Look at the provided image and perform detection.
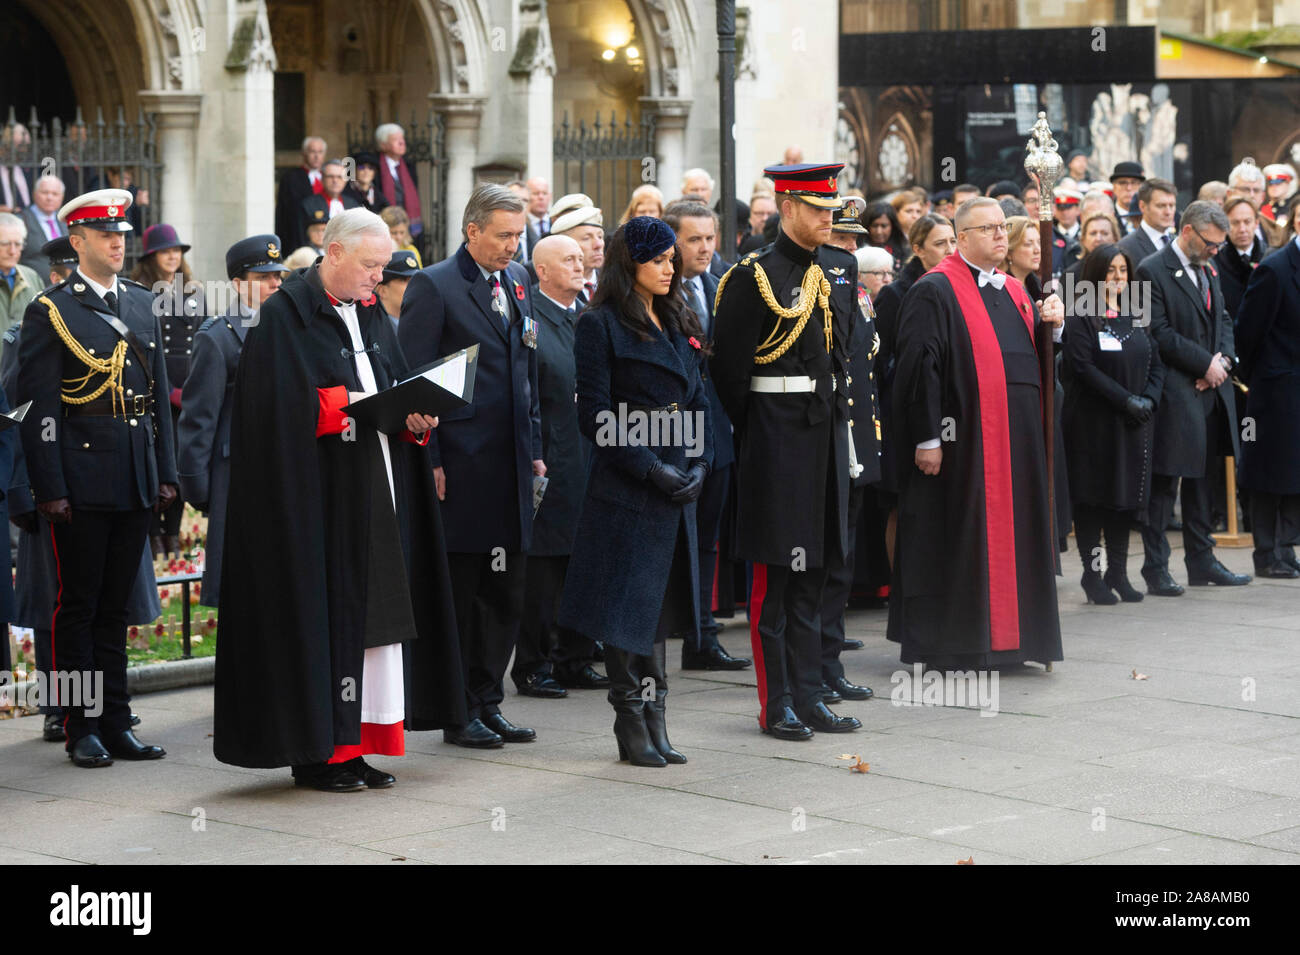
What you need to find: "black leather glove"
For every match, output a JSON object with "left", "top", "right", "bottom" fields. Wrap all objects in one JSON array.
[
  {"left": 1124, "top": 394, "right": 1153, "bottom": 423},
  {"left": 671, "top": 463, "right": 709, "bottom": 504},
  {"left": 38, "top": 498, "right": 72, "bottom": 524},
  {"left": 10, "top": 511, "right": 37, "bottom": 534},
  {"left": 647, "top": 460, "right": 690, "bottom": 498}
]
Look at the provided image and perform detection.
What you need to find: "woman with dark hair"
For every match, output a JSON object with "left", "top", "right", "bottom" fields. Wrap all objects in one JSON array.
[
  {"left": 558, "top": 217, "right": 713, "bottom": 767},
  {"left": 1062, "top": 244, "right": 1165, "bottom": 604},
  {"left": 131, "top": 223, "right": 203, "bottom": 556},
  {"left": 870, "top": 212, "right": 955, "bottom": 564},
  {"left": 862, "top": 200, "right": 906, "bottom": 272},
  {"left": 347, "top": 152, "right": 389, "bottom": 213}
]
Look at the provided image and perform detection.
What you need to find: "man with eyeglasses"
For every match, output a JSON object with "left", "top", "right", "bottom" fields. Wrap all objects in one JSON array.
[
  {"left": 1136, "top": 199, "right": 1250, "bottom": 594},
  {"left": 890, "top": 196, "right": 1064, "bottom": 671}
]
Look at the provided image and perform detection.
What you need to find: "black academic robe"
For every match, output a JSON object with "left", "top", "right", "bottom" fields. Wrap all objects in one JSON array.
[
  {"left": 888, "top": 255, "right": 1062, "bottom": 668},
  {"left": 214, "top": 266, "right": 466, "bottom": 769}
]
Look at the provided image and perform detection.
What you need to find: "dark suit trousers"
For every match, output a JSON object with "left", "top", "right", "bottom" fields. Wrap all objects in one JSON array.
[
  {"left": 1143, "top": 404, "right": 1230, "bottom": 576},
  {"left": 512, "top": 554, "right": 597, "bottom": 683},
  {"left": 49, "top": 508, "right": 152, "bottom": 743},
  {"left": 448, "top": 552, "right": 527, "bottom": 722},
  {"left": 820, "top": 485, "right": 864, "bottom": 682},
  {"left": 35, "top": 627, "right": 63, "bottom": 717},
  {"left": 749, "top": 562, "right": 826, "bottom": 727},
  {"left": 694, "top": 463, "right": 731, "bottom": 645},
  {"left": 1250, "top": 492, "right": 1300, "bottom": 569}
]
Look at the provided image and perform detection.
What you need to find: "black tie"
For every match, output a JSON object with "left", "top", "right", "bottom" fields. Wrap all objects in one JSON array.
[{"left": 104, "top": 291, "right": 118, "bottom": 315}]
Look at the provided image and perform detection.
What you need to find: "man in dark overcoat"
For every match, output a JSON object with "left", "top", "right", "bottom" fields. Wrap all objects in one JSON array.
[
  {"left": 398, "top": 183, "right": 544, "bottom": 748},
  {"left": 1235, "top": 222, "right": 1300, "bottom": 577},
  {"left": 1137, "top": 200, "right": 1252, "bottom": 593}
]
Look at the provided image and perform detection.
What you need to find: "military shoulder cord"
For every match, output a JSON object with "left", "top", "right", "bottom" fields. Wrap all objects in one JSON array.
[
  {"left": 715, "top": 255, "right": 833, "bottom": 363},
  {"left": 36, "top": 295, "right": 128, "bottom": 415}
]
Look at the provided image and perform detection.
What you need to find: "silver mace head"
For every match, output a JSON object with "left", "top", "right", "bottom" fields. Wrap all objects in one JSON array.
[{"left": 1024, "top": 111, "right": 1064, "bottom": 222}]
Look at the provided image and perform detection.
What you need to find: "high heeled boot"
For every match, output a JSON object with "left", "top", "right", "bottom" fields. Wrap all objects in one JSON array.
[
  {"left": 605, "top": 646, "right": 666, "bottom": 768},
  {"left": 1103, "top": 517, "right": 1143, "bottom": 602},
  {"left": 1076, "top": 508, "right": 1117, "bottom": 605},
  {"left": 642, "top": 639, "right": 685, "bottom": 764}
]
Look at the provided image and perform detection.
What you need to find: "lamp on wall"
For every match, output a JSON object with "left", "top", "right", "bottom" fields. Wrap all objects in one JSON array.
[{"left": 595, "top": 22, "right": 644, "bottom": 99}]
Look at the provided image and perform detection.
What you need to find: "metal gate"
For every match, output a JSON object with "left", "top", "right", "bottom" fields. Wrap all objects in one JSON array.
[
  {"left": 346, "top": 109, "right": 448, "bottom": 262},
  {"left": 2, "top": 105, "right": 163, "bottom": 274},
  {"left": 554, "top": 111, "right": 657, "bottom": 227}
]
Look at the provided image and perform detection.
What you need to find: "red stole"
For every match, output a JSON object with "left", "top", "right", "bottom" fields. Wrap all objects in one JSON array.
[
  {"left": 933, "top": 254, "right": 1035, "bottom": 652},
  {"left": 379, "top": 157, "right": 422, "bottom": 231},
  {"left": 307, "top": 166, "right": 323, "bottom": 195}
]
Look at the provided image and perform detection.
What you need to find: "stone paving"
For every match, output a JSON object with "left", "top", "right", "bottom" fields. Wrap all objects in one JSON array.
[{"left": 2, "top": 535, "right": 1297, "bottom": 865}]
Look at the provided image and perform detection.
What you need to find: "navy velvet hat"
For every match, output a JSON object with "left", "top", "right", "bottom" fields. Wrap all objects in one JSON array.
[{"left": 624, "top": 215, "right": 676, "bottom": 263}]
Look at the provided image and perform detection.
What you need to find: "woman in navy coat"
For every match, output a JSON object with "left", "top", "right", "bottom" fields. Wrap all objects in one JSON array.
[{"left": 558, "top": 218, "right": 713, "bottom": 767}]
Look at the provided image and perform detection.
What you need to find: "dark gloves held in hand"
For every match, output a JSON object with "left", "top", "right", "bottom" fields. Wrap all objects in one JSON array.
[
  {"left": 38, "top": 498, "right": 72, "bottom": 524},
  {"left": 1124, "top": 394, "right": 1154, "bottom": 423},
  {"left": 671, "top": 463, "right": 709, "bottom": 504},
  {"left": 647, "top": 460, "right": 690, "bottom": 497}
]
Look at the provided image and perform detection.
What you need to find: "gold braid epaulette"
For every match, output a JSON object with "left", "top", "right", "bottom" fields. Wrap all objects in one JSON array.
[
  {"left": 36, "top": 294, "right": 128, "bottom": 414},
  {"left": 714, "top": 253, "right": 832, "bottom": 363}
]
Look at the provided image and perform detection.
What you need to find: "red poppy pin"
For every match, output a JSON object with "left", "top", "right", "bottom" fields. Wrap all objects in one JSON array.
[
  {"left": 514, "top": 282, "right": 525, "bottom": 301},
  {"left": 688, "top": 336, "right": 702, "bottom": 350},
  {"left": 361, "top": 292, "right": 377, "bottom": 307}
]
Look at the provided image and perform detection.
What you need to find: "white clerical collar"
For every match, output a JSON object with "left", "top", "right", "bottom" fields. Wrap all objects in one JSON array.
[
  {"left": 958, "top": 251, "right": 1002, "bottom": 286},
  {"left": 1141, "top": 220, "right": 1174, "bottom": 246},
  {"left": 540, "top": 290, "right": 578, "bottom": 313},
  {"left": 307, "top": 168, "right": 321, "bottom": 182},
  {"left": 77, "top": 267, "right": 118, "bottom": 301}
]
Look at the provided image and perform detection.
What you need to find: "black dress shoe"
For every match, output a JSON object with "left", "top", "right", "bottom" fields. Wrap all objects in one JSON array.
[
  {"left": 819, "top": 683, "right": 843, "bottom": 704},
  {"left": 1255, "top": 561, "right": 1299, "bottom": 579},
  {"left": 840, "top": 638, "right": 865, "bottom": 651},
  {"left": 443, "top": 719, "right": 505, "bottom": 748},
  {"left": 1282, "top": 555, "right": 1300, "bottom": 575},
  {"left": 1144, "top": 570, "right": 1185, "bottom": 597},
  {"left": 293, "top": 763, "right": 366, "bottom": 792},
  {"left": 515, "top": 672, "right": 568, "bottom": 699},
  {"left": 803, "top": 700, "right": 861, "bottom": 733},
  {"left": 592, "top": 642, "right": 605, "bottom": 662},
  {"left": 43, "top": 714, "right": 66, "bottom": 742},
  {"left": 761, "top": 706, "right": 813, "bottom": 740},
  {"left": 104, "top": 729, "right": 165, "bottom": 760},
  {"left": 554, "top": 664, "right": 610, "bottom": 689},
  {"left": 482, "top": 712, "right": 536, "bottom": 742},
  {"left": 68, "top": 734, "right": 113, "bottom": 768},
  {"left": 348, "top": 757, "right": 395, "bottom": 788},
  {"left": 1188, "top": 560, "right": 1252, "bottom": 587},
  {"left": 129, "top": 713, "right": 141, "bottom": 727},
  {"left": 829, "top": 675, "right": 874, "bottom": 701},
  {"left": 681, "top": 644, "right": 752, "bottom": 670}
]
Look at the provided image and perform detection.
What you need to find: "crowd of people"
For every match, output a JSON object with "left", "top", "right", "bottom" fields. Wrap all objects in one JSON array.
[{"left": 3, "top": 125, "right": 1299, "bottom": 791}]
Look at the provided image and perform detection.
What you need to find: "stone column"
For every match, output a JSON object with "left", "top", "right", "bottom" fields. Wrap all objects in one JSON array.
[
  {"left": 639, "top": 97, "right": 692, "bottom": 201},
  {"left": 137, "top": 91, "right": 202, "bottom": 249},
  {"left": 429, "top": 94, "right": 487, "bottom": 259},
  {"left": 509, "top": 0, "right": 556, "bottom": 187}
]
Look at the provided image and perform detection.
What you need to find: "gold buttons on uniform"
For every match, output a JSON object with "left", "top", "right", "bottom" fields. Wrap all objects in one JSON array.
[
  {"left": 82, "top": 442, "right": 90, "bottom": 449},
  {"left": 849, "top": 420, "right": 855, "bottom": 427},
  {"left": 88, "top": 348, "right": 95, "bottom": 355},
  {"left": 846, "top": 376, "right": 853, "bottom": 385},
  {"left": 130, "top": 419, "right": 138, "bottom": 427},
  {"left": 126, "top": 389, "right": 133, "bottom": 396},
  {"left": 848, "top": 398, "right": 854, "bottom": 407},
  {"left": 869, "top": 373, "right": 874, "bottom": 380}
]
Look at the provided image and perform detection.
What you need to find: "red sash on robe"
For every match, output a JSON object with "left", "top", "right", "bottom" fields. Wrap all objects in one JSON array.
[
  {"left": 379, "top": 157, "right": 423, "bottom": 232},
  {"left": 933, "top": 254, "right": 1035, "bottom": 652}
]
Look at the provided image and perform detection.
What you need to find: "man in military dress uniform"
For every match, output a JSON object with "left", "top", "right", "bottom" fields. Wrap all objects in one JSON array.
[
  {"left": 711, "top": 163, "right": 863, "bottom": 739},
  {"left": 818, "top": 199, "right": 881, "bottom": 704},
  {"left": 177, "top": 235, "right": 288, "bottom": 609},
  {"left": 16, "top": 189, "right": 176, "bottom": 767},
  {"left": 3, "top": 234, "right": 159, "bottom": 743}
]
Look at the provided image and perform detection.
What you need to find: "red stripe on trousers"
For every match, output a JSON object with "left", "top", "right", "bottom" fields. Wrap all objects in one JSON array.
[
  {"left": 327, "top": 720, "right": 405, "bottom": 763},
  {"left": 934, "top": 254, "right": 1034, "bottom": 651},
  {"left": 48, "top": 523, "right": 68, "bottom": 740},
  {"left": 748, "top": 563, "right": 770, "bottom": 728}
]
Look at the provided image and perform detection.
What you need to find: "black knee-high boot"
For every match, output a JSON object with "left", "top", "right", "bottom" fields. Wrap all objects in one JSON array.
[
  {"left": 642, "top": 639, "right": 685, "bottom": 764},
  {"left": 1103, "top": 511, "right": 1143, "bottom": 602},
  {"left": 1075, "top": 505, "right": 1117, "bottom": 605},
  {"left": 604, "top": 646, "right": 666, "bottom": 767}
]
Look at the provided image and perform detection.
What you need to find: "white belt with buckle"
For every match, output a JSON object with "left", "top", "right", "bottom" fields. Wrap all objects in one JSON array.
[{"left": 750, "top": 375, "right": 817, "bottom": 393}]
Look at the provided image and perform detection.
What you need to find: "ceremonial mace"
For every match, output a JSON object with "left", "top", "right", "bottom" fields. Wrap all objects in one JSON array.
[{"left": 1025, "top": 112, "right": 1062, "bottom": 609}]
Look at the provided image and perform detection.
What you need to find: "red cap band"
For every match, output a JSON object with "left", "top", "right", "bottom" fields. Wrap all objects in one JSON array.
[{"left": 66, "top": 203, "right": 127, "bottom": 225}]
